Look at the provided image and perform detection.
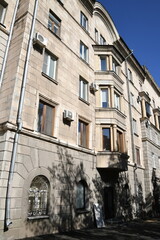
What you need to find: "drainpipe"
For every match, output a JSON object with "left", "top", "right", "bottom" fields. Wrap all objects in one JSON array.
[
  {"left": 0, "top": 0, "right": 20, "bottom": 88},
  {"left": 124, "top": 50, "right": 138, "bottom": 214},
  {"left": 4, "top": 0, "right": 39, "bottom": 231}
]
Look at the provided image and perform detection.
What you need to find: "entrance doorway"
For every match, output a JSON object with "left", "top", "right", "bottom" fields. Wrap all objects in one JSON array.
[{"left": 104, "top": 187, "right": 115, "bottom": 219}]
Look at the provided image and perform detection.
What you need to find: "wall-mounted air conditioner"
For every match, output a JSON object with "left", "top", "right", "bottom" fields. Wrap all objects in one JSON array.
[
  {"left": 63, "top": 110, "right": 74, "bottom": 121},
  {"left": 90, "top": 83, "right": 98, "bottom": 92},
  {"left": 33, "top": 32, "right": 47, "bottom": 47}
]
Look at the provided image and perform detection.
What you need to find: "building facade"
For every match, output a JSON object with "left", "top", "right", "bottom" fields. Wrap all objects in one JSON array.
[{"left": 0, "top": 0, "right": 160, "bottom": 239}]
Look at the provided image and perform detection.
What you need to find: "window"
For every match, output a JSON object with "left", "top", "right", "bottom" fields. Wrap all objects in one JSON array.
[
  {"left": 100, "top": 56, "right": 107, "bottom": 71},
  {"left": 133, "top": 119, "right": 137, "bottom": 135},
  {"left": 128, "top": 69, "right": 132, "bottom": 81},
  {"left": 135, "top": 148, "right": 140, "bottom": 165},
  {"left": 145, "top": 102, "right": 152, "bottom": 118},
  {"left": 80, "top": 41, "right": 88, "bottom": 62},
  {"left": 38, "top": 100, "right": 55, "bottom": 136},
  {"left": 0, "top": 1, "right": 7, "bottom": 24},
  {"left": 95, "top": 28, "right": 98, "bottom": 42},
  {"left": 79, "top": 77, "right": 88, "bottom": 102},
  {"left": 48, "top": 10, "right": 61, "bottom": 37},
  {"left": 76, "top": 181, "right": 88, "bottom": 210},
  {"left": 42, "top": 51, "right": 57, "bottom": 80},
  {"left": 78, "top": 119, "right": 89, "bottom": 148},
  {"left": 101, "top": 89, "right": 108, "bottom": 108},
  {"left": 130, "top": 93, "right": 135, "bottom": 106},
  {"left": 114, "top": 92, "right": 120, "bottom": 110},
  {"left": 80, "top": 12, "right": 88, "bottom": 31},
  {"left": 28, "top": 176, "right": 49, "bottom": 217},
  {"left": 152, "top": 153, "right": 156, "bottom": 169},
  {"left": 117, "top": 130, "right": 123, "bottom": 152},
  {"left": 100, "top": 34, "right": 106, "bottom": 45},
  {"left": 112, "top": 59, "right": 118, "bottom": 74},
  {"left": 158, "top": 116, "right": 160, "bottom": 129},
  {"left": 102, "top": 128, "right": 111, "bottom": 151}
]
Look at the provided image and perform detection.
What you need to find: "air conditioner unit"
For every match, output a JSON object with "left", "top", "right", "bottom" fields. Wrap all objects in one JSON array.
[
  {"left": 63, "top": 110, "right": 74, "bottom": 121},
  {"left": 90, "top": 83, "right": 98, "bottom": 92},
  {"left": 33, "top": 33, "right": 47, "bottom": 47}
]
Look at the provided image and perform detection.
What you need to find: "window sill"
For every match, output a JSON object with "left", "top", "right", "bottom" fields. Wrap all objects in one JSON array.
[
  {"left": 48, "top": 28, "right": 61, "bottom": 41},
  {"left": 42, "top": 72, "right": 58, "bottom": 85},
  {"left": 27, "top": 215, "right": 49, "bottom": 220},
  {"left": 76, "top": 209, "right": 90, "bottom": 215},
  {"left": 0, "top": 23, "right": 9, "bottom": 35},
  {"left": 79, "top": 57, "right": 89, "bottom": 66},
  {"left": 79, "top": 97, "right": 90, "bottom": 105}
]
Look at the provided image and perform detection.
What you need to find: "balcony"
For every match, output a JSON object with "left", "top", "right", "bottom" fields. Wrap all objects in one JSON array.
[
  {"left": 96, "top": 108, "right": 126, "bottom": 129},
  {"left": 96, "top": 152, "right": 129, "bottom": 172}
]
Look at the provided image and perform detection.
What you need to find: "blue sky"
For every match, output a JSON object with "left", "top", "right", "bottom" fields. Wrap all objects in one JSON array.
[{"left": 98, "top": 0, "right": 160, "bottom": 87}]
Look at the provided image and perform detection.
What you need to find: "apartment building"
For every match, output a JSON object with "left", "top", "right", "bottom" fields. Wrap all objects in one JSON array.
[{"left": 0, "top": 0, "right": 160, "bottom": 239}]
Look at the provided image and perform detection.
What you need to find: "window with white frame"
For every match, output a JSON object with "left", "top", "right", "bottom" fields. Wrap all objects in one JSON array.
[
  {"left": 100, "top": 56, "right": 107, "bottom": 71},
  {"left": 80, "top": 11, "right": 88, "bottom": 31},
  {"left": 135, "top": 147, "right": 141, "bottom": 165},
  {"left": 130, "top": 93, "right": 135, "bottom": 106},
  {"left": 101, "top": 88, "right": 108, "bottom": 108},
  {"left": 133, "top": 118, "right": 137, "bottom": 135},
  {"left": 152, "top": 152, "right": 156, "bottom": 169},
  {"left": 114, "top": 92, "right": 120, "bottom": 110},
  {"left": 42, "top": 51, "right": 57, "bottom": 79},
  {"left": 100, "top": 34, "right": 106, "bottom": 45},
  {"left": 112, "top": 58, "right": 119, "bottom": 74},
  {"left": 0, "top": 1, "right": 7, "bottom": 24},
  {"left": 80, "top": 41, "right": 88, "bottom": 62},
  {"left": 76, "top": 180, "right": 88, "bottom": 210},
  {"left": 95, "top": 28, "right": 98, "bottom": 42},
  {"left": 128, "top": 68, "right": 132, "bottom": 81},
  {"left": 48, "top": 10, "right": 61, "bottom": 37},
  {"left": 79, "top": 77, "right": 88, "bottom": 102},
  {"left": 28, "top": 176, "right": 49, "bottom": 217},
  {"left": 145, "top": 102, "right": 152, "bottom": 118}
]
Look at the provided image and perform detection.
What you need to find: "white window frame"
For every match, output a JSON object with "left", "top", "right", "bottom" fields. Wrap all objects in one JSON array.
[
  {"left": 80, "top": 12, "right": 88, "bottom": 31},
  {"left": 114, "top": 91, "right": 120, "bottom": 110},
  {"left": 128, "top": 68, "right": 132, "bottom": 81},
  {"left": 130, "top": 92, "right": 135, "bottom": 106},
  {"left": 95, "top": 28, "right": 98, "bottom": 42},
  {"left": 79, "top": 77, "right": 88, "bottom": 102},
  {"left": 80, "top": 41, "right": 88, "bottom": 63},
  {"left": 112, "top": 58, "right": 119, "bottom": 74},
  {"left": 100, "top": 56, "right": 107, "bottom": 71},
  {"left": 0, "top": 1, "right": 7, "bottom": 24},
  {"left": 100, "top": 34, "right": 106, "bottom": 45},
  {"left": 43, "top": 51, "right": 57, "bottom": 79},
  {"left": 101, "top": 88, "right": 108, "bottom": 108},
  {"left": 133, "top": 118, "right": 137, "bottom": 135},
  {"left": 152, "top": 152, "right": 156, "bottom": 169},
  {"left": 48, "top": 11, "right": 61, "bottom": 36}
]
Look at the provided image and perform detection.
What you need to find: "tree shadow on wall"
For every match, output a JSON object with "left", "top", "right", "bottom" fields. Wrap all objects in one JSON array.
[{"left": 26, "top": 145, "right": 96, "bottom": 237}]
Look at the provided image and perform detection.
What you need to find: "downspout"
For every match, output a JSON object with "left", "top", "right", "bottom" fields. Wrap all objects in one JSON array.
[
  {"left": 0, "top": 0, "right": 20, "bottom": 88},
  {"left": 4, "top": 0, "right": 39, "bottom": 231},
  {"left": 124, "top": 50, "right": 138, "bottom": 214}
]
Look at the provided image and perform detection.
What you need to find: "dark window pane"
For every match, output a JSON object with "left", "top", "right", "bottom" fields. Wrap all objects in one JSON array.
[
  {"left": 76, "top": 182, "right": 85, "bottom": 209},
  {"left": 100, "top": 57, "right": 107, "bottom": 71},
  {"left": 103, "top": 128, "right": 111, "bottom": 151}
]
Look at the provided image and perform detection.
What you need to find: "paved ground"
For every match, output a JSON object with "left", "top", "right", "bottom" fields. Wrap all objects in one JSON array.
[{"left": 19, "top": 219, "right": 160, "bottom": 240}]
